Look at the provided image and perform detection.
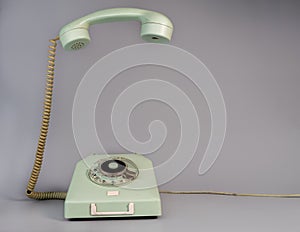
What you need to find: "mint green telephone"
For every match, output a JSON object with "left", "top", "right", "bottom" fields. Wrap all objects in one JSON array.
[{"left": 26, "top": 8, "right": 173, "bottom": 219}]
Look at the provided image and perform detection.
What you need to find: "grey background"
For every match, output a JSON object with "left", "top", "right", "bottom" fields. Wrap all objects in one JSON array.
[{"left": 1, "top": 0, "right": 300, "bottom": 231}]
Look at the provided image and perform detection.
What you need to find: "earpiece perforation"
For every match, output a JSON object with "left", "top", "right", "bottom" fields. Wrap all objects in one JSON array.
[{"left": 70, "top": 41, "right": 85, "bottom": 50}]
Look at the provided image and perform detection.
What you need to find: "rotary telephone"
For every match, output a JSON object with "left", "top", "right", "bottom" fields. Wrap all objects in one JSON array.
[{"left": 26, "top": 8, "right": 173, "bottom": 219}]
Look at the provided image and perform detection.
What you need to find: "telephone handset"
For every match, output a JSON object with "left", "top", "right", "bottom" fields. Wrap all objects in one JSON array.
[
  {"left": 59, "top": 8, "right": 173, "bottom": 50},
  {"left": 26, "top": 8, "right": 173, "bottom": 219}
]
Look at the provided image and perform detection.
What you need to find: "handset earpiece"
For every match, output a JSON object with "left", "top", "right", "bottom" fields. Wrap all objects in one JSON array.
[{"left": 59, "top": 8, "right": 174, "bottom": 51}]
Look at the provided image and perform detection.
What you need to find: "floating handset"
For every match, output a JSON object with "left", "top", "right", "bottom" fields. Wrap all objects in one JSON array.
[{"left": 59, "top": 8, "right": 173, "bottom": 50}]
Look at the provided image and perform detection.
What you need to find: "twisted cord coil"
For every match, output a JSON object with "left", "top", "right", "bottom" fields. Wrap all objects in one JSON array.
[{"left": 26, "top": 37, "right": 67, "bottom": 200}]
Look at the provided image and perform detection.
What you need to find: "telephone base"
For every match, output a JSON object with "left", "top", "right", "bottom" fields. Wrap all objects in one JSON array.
[{"left": 64, "top": 154, "right": 161, "bottom": 219}]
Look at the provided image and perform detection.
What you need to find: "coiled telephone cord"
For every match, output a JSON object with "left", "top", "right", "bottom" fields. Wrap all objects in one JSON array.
[
  {"left": 26, "top": 36, "right": 66, "bottom": 200},
  {"left": 26, "top": 37, "right": 300, "bottom": 200}
]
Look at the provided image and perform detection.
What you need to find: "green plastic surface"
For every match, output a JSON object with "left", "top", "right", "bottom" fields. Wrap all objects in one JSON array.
[
  {"left": 64, "top": 154, "right": 161, "bottom": 219},
  {"left": 59, "top": 8, "right": 173, "bottom": 50}
]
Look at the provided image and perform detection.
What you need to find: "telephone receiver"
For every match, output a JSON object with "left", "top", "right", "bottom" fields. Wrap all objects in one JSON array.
[{"left": 59, "top": 8, "right": 173, "bottom": 50}]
